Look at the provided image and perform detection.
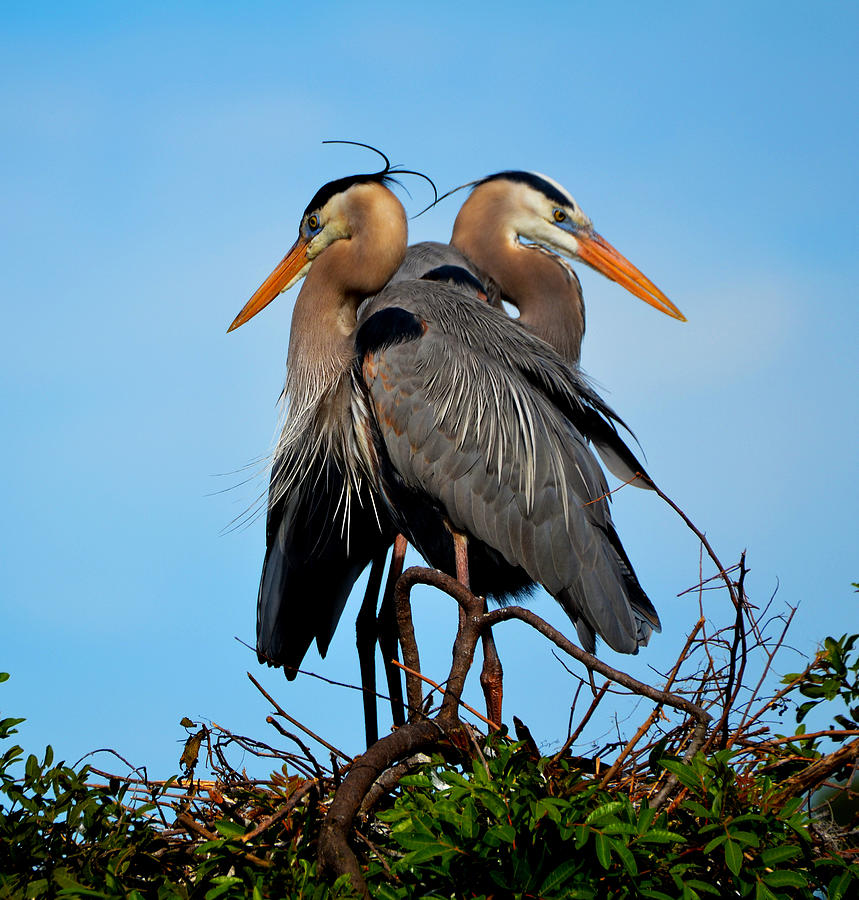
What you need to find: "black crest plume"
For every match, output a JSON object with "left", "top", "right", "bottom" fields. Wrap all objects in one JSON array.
[{"left": 302, "top": 140, "right": 437, "bottom": 216}]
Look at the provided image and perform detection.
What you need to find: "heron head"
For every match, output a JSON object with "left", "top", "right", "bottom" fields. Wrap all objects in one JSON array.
[
  {"left": 228, "top": 172, "right": 408, "bottom": 333},
  {"left": 460, "top": 171, "right": 686, "bottom": 322}
]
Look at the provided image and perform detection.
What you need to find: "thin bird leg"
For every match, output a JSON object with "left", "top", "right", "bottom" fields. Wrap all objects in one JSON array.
[
  {"left": 378, "top": 534, "right": 408, "bottom": 728},
  {"left": 452, "top": 531, "right": 504, "bottom": 728},
  {"left": 356, "top": 553, "right": 386, "bottom": 747}
]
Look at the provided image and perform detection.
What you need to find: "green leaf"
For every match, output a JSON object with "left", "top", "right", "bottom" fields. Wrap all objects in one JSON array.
[
  {"left": 205, "top": 878, "right": 243, "bottom": 900},
  {"left": 760, "top": 845, "right": 800, "bottom": 866},
  {"left": 602, "top": 821, "right": 636, "bottom": 835},
  {"left": 762, "top": 870, "right": 807, "bottom": 888},
  {"left": 829, "top": 870, "right": 854, "bottom": 900},
  {"left": 475, "top": 787, "right": 507, "bottom": 820},
  {"left": 684, "top": 880, "right": 721, "bottom": 896},
  {"left": 724, "top": 840, "right": 742, "bottom": 876},
  {"left": 612, "top": 839, "right": 638, "bottom": 876},
  {"left": 778, "top": 796, "right": 804, "bottom": 818},
  {"left": 637, "top": 804, "right": 656, "bottom": 832},
  {"left": 396, "top": 831, "right": 443, "bottom": 851},
  {"left": 727, "top": 829, "right": 759, "bottom": 848},
  {"left": 374, "top": 886, "right": 406, "bottom": 900},
  {"left": 24, "top": 754, "right": 40, "bottom": 780},
  {"left": 461, "top": 798, "right": 477, "bottom": 839},
  {"left": 585, "top": 800, "right": 623, "bottom": 824},
  {"left": 754, "top": 881, "right": 779, "bottom": 900},
  {"left": 483, "top": 823, "right": 515, "bottom": 846},
  {"left": 539, "top": 859, "right": 579, "bottom": 893},
  {"left": 703, "top": 834, "right": 728, "bottom": 854},
  {"left": 212, "top": 819, "right": 247, "bottom": 838},
  {"left": 636, "top": 829, "right": 686, "bottom": 844},
  {"left": 403, "top": 843, "right": 458, "bottom": 865},
  {"left": 595, "top": 832, "right": 611, "bottom": 869}
]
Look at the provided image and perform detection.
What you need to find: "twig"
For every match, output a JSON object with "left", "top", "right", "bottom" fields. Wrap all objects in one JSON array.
[
  {"left": 553, "top": 682, "right": 610, "bottom": 761},
  {"left": 247, "top": 672, "right": 351, "bottom": 763},
  {"left": 390, "top": 659, "right": 500, "bottom": 731},
  {"left": 176, "top": 812, "right": 272, "bottom": 868},
  {"left": 599, "top": 617, "right": 705, "bottom": 789},
  {"left": 768, "top": 738, "right": 859, "bottom": 807},
  {"left": 318, "top": 719, "right": 443, "bottom": 898},
  {"left": 647, "top": 480, "right": 741, "bottom": 613},
  {"left": 264, "top": 717, "right": 326, "bottom": 783}
]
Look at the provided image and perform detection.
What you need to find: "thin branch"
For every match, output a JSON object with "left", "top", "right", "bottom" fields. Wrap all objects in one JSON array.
[{"left": 247, "top": 671, "right": 351, "bottom": 763}]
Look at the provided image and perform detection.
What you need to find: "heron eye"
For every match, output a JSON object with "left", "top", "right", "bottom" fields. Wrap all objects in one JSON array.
[
  {"left": 553, "top": 209, "right": 567, "bottom": 223},
  {"left": 307, "top": 215, "right": 320, "bottom": 231}
]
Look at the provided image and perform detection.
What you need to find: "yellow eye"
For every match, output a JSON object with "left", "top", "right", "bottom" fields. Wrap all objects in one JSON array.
[
  {"left": 553, "top": 209, "right": 567, "bottom": 223},
  {"left": 308, "top": 215, "right": 320, "bottom": 231}
]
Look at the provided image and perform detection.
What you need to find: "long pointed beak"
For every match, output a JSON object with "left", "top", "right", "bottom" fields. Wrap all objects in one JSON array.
[
  {"left": 227, "top": 236, "right": 311, "bottom": 333},
  {"left": 575, "top": 231, "right": 686, "bottom": 321}
]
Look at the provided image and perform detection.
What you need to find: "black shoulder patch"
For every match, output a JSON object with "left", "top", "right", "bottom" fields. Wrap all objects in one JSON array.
[
  {"left": 477, "top": 171, "right": 572, "bottom": 209},
  {"left": 421, "top": 265, "right": 487, "bottom": 296},
  {"left": 355, "top": 307, "right": 424, "bottom": 359}
]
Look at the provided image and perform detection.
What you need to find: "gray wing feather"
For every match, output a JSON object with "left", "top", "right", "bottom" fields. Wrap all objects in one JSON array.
[
  {"left": 389, "top": 242, "right": 484, "bottom": 284},
  {"left": 360, "top": 282, "right": 658, "bottom": 654}
]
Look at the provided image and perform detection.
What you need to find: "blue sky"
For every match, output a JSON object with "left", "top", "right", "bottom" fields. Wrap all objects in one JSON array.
[{"left": 2, "top": 1, "right": 857, "bottom": 778}]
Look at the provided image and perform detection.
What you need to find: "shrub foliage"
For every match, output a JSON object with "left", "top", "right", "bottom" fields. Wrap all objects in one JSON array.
[{"left": 2, "top": 579, "right": 858, "bottom": 899}]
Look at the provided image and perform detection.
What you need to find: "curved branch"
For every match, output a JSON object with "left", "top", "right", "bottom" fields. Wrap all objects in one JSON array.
[{"left": 318, "top": 718, "right": 443, "bottom": 897}]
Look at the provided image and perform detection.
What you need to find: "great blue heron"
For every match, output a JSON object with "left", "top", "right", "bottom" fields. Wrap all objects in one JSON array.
[
  {"left": 229, "top": 160, "right": 680, "bottom": 739},
  {"left": 399, "top": 170, "right": 684, "bottom": 360}
]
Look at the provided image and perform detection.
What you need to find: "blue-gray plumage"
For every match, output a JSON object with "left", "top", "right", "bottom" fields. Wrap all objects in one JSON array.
[
  {"left": 357, "top": 280, "right": 659, "bottom": 652},
  {"left": 229, "top": 164, "right": 683, "bottom": 696}
]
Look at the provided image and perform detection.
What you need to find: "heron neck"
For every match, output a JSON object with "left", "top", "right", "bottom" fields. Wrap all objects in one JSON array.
[
  {"left": 286, "top": 222, "right": 407, "bottom": 420},
  {"left": 286, "top": 274, "right": 355, "bottom": 419},
  {"left": 453, "top": 222, "right": 585, "bottom": 364}
]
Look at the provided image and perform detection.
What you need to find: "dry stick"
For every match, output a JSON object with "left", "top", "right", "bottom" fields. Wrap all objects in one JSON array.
[
  {"left": 265, "top": 717, "right": 326, "bottom": 784},
  {"left": 241, "top": 777, "right": 319, "bottom": 843},
  {"left": 247, "top": 672, "right": 351, "bottom": 764},
  {"left": 482, "top": 607, "right": 710, "bottom": 731},
  {"left": 678, "top": 563, "right": 741, "bottom": 598},
  {"left": 553, "top": 682, "right": 610, "bottom": 762},
  {"left": 768, "top": 737, "right": 859, "bottom": 808},
  {"left": 480, "top": 606, "right": 711, "bottom": 809},
  {"left": 738, "top": 662, "right": 816, "bottom": 740},
  {"left": 359, "top": 753, "right": 433, "bottom": 815},
  {"left": 744, "top": 729, "right": 859, "bottom": 749},
  {"left": 390, "top": 659, "right": 501, "bottom": 730},
  {"left": 320, "top": 567, "right": 489, "bottom": 896},
  {"left": 647, "top": 481, "right": 753, "bottom": 751},
  {"left": 566, "top": 681, "right": 586, "bottom": 741},
  {"left": 394, "top": 569, "right": 426, "bottom": 717},
  {"left": 599, "top": 616, "right": 706, "bottom": 790},
  {"left": 238, "top": 636, "right": 397, "bottom": 708},
  {"left": 176, "top": 811, "right": 272, "bottom": 868},
  {"left": 394, "top": 566, "right": 486, "bottom": 722},
  {"left": 649, "top": 480, "right": 741, "bottom": 613},
  {"left": 728, "top": 605, "right": 798, "bottom": 747},
  {"left": 318, "top": 718, "right": 444, "bottom": 897},
  {"left": 714, "top": 552, "right": 750, "bottom": 750}
]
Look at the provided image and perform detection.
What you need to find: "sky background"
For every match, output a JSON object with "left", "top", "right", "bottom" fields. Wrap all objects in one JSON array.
[{"left": 2, "top": 1, "right": 857, "bottom": 779}]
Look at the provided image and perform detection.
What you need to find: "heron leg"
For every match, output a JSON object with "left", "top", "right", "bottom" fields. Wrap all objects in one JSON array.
[
  {"left": 479, "top": 596, "right": 504, "bottom": 728},
  {"left": 356, "top": 553, "right": 386, "bottom": 747},
  {"left": 452, "top": 531, "right": 503, "bottom": 728},
  {"left": 378, "top": 534, "right": 407, "bottom": 728}
]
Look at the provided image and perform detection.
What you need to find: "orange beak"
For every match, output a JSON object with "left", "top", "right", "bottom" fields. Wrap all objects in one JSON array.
[
  {"left": 575, "top": 231, "right": 686, "bottom": 321},
  {"left": 227, "top": 236, "right": 311, "bottom": 333}
]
